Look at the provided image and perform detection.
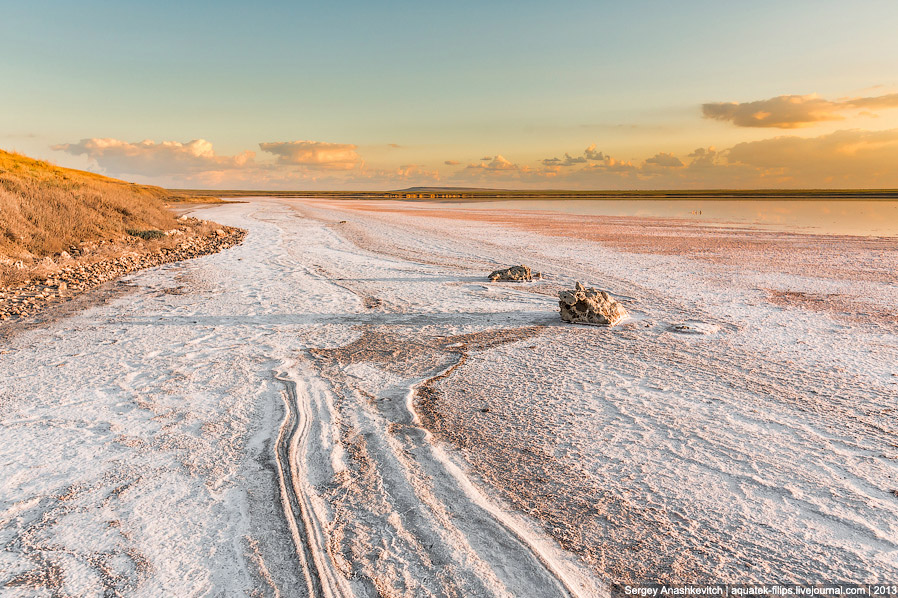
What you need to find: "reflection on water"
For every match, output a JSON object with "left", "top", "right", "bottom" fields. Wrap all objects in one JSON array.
[{"left": 450, "top": 199, "right": 898, "bottom": 237}]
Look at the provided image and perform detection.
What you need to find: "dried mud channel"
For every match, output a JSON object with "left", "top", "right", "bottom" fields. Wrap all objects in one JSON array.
[
  {"left": 273, "top": 371, "right": 351, "bottom": 598},
  {"left": 281, "top": 321, "right": 592, "bottom": 597}
]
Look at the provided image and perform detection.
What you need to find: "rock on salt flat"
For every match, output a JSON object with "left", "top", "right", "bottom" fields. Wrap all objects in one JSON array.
[
  {"left": 558, "top": 281, "right": 629, "bottom": 326},
  {"left": 488, "top": 264, "right": 540, "bottom": 282}
]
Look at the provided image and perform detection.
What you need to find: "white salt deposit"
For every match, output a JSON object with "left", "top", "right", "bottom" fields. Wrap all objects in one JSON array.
[{"left": 0, "top": 197, "right": 895, "bottom": 596}]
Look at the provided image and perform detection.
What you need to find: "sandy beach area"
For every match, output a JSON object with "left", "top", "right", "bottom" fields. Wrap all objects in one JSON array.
[{"left": 1, "top": 198, "right": 895, "bottom": 596}]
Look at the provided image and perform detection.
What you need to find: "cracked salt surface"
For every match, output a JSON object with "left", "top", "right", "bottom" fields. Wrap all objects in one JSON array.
[{"left": 1, "top": 197, "right": 895, "bottom": 596}]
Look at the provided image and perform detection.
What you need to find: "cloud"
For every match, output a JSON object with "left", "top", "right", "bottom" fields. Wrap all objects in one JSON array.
[
  {"left": 259, "top": 140, "right": 360, "bottom": 170},
  {"left": 388, "top": 143, "right": 402, "bottom": 148},
  {"left": 334, "top": 163, "right": 440, "bottom": 188},
  {"left": 52, "top": 138, "right": 254, "bottom": 176},
  {"left": 584, "top": 156, "right": 636, "bottom": 173},
  {"left": 685, "top": 147, "right": 721, "bottom": 169},
  {"left": 725, "top": 128, "right": 898, "bottom": 184},
  {"left": 583, "top": 144, "right": 606, "bottom": 161},
  {"left": 452, "top": 155, "right": 541, "bottom": 184},
  {"left": 528, "top": 129, "right": 898, "bottom": 188},
  {"left": 396, "top": 164, "right": 440, "bottom": 179},
  {"left": 551, "top": 146, "right": 635, "bottom": 173},
  {"left": 541, "top": 152, "right": 587, "bottom": 167},
  {"left": 51, "top": 136, "right": 372, "bottom": 188},
  {"left": 466, "top": 155, "right": 521, "bottom": 171},
  {"left": 702, "top": 93, "right": 898, "bottom": 128},
  {"left": 479, "top": 156, "right": 492, "bottom": 161},
  {"left": 644, "top": 152, "right": 684, "bottom": 168},
  {"left": 541, "top": 144, "right": 609, "bottom": 167},
  {"left": 51, "top": 126, "right": 898, "bottom": 191}
]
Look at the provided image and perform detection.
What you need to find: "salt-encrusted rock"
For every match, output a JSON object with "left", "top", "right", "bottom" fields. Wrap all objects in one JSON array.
[
  {"left": 488, "top": 264, "right": 541, "bottom": 282},
  {"left": 558, "top": 282, "right": 628, "bottom": 326}
]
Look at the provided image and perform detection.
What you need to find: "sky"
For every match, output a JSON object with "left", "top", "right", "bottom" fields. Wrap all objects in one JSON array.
[{"left": 2, "top": 0, "right": 898, "bottom": 190}]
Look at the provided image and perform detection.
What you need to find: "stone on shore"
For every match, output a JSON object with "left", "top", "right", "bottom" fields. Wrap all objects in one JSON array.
[
  {"left": 558, "top": 282, "right": 628, "bottom": 326},
  {"left": 488, "top": 264, "right": 541, "bottom": 282},
  {"left": 0, "top": 226, "right": 246, "bottom": 324}
]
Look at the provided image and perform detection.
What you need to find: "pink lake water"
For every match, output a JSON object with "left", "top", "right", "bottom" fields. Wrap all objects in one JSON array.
[{"left": 437, "top": 199, "right": 898, "bottom": 237}]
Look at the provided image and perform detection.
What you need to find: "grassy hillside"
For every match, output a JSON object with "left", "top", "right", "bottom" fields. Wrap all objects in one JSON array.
[{"left": 0, "top": 150, "right": 179, "bottom": 260}]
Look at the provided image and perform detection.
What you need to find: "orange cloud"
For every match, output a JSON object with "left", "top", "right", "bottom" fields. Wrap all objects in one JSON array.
[
  {"left": 52, "top": 138, "right": 254, "bottom": 176},
  {"left": 542, "top": 153, "right": 586, "bottom": 166},
  {"left": 466, "top": 155, "right": 520, "bottom": 171},
  {"left": 259, "top": 140, "right": 360, "bottom": 170},
  {"left": 338, "top": 163, "right": 440, "bottom": 188},
  {"left": 396, "top": 164, "right": 439, "bottom": 179},
  {"left": 702, "top": 93, "right": 898, "bottom": 128},
  {"left": 51, "top": 127, "right": 898, "bottom": 190},
  {"left": 726, "top": 128, "right": 898, "bottom": 184},
  {"left": 643, "top": 152, "right": 683, "bottom": 168},
  {"left": 583, "top": 144, "right": 606, "bottom": 161},
  {"left": 686, "top": 147, "right": 720, "bottom": 168},
  {"left": 529, "top": 129, "right": 898, "bottom": 187},
  {"left": 443, "top": 160, "right": 461, "bottom": 166},
  {"left": 542, "top": 144, "right": 609, "bottom": 166},
  {"left": 572, "top": 152, "right": 635, "bottom": 173}
]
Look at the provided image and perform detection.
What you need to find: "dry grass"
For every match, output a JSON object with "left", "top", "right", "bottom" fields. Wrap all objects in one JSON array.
[
  {"left": 0, "top": 150, "right": 234, "bottom": 287},
  {"left": 0, "top": 150, "right": 178, "bottom": 261},
  {"left": 0, "top": 221, "right": 224, "bottom": 288}
]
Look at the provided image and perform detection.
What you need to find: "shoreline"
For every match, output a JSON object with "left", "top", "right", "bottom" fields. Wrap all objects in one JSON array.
[
  {"left": 312, "top": 198, "right": 898, "bottom": 313},
  {"left": 169, "top": 188, "right": 898, "bottom": 200},
  {"left": 0, "top": 223, "right": 246, "bottom": 333}
]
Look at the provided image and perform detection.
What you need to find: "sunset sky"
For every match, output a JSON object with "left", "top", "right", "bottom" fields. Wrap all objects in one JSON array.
[{"left": 3, "top": 0, "right": 898, "bottom": 189}]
